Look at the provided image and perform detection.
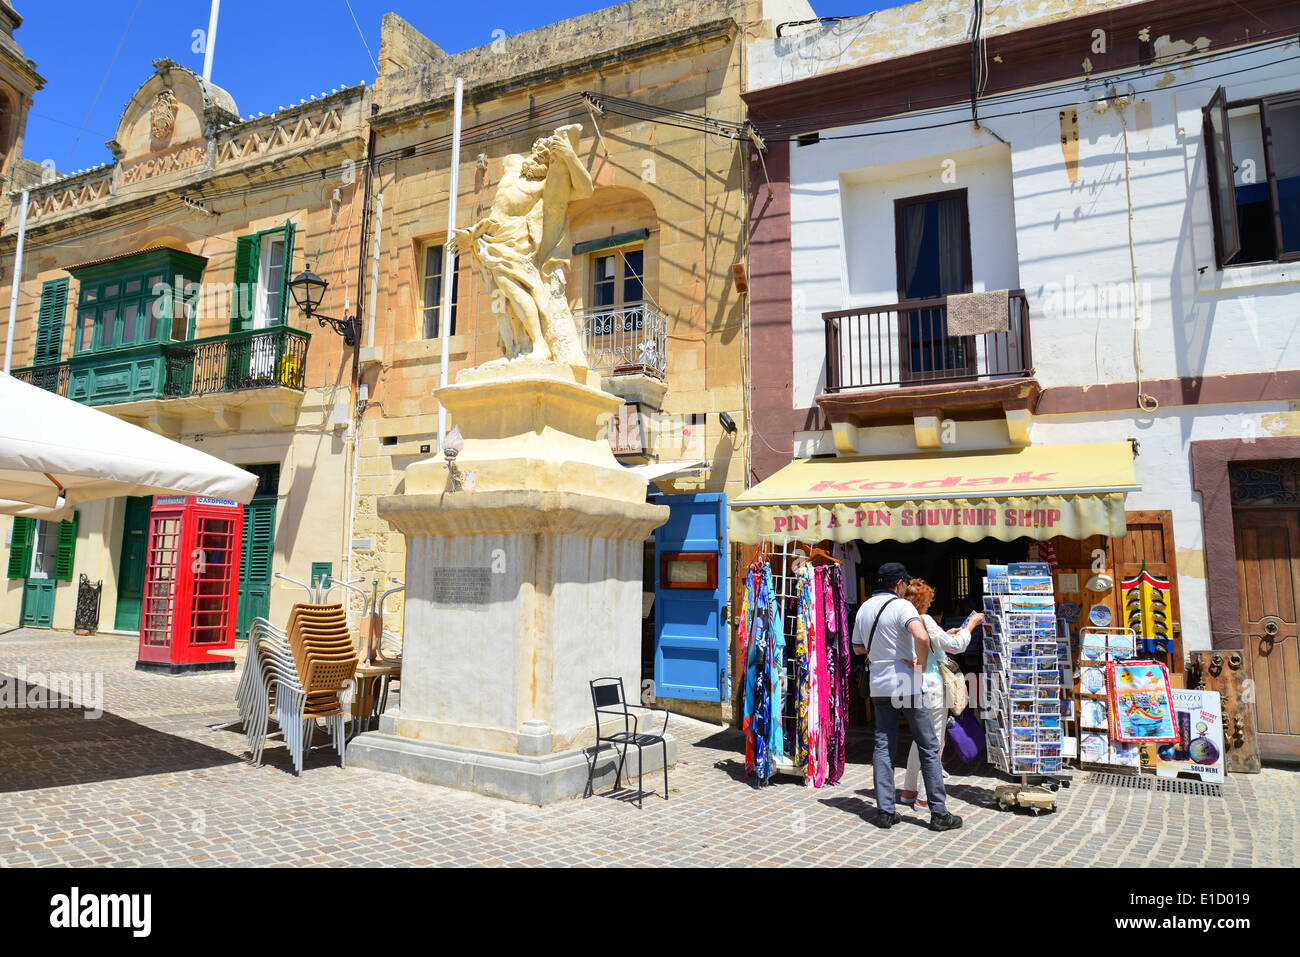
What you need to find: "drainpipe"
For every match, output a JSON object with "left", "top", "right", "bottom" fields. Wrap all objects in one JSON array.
[
  {"left": 345, "top": 122, "right": 377, "bottom": 628},
  {"left": 4, "top": 189, "right": 29, "bottom": 374}
]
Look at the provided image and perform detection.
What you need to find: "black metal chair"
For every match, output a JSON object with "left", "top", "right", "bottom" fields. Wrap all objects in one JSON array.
[{"left": 586, "top": 677, "right": 669, "bottom": 808}]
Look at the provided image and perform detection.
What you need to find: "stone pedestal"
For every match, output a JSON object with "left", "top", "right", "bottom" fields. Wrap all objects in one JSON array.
[{"left": 347, "top": 361, "right": 670, "bottom": 804}]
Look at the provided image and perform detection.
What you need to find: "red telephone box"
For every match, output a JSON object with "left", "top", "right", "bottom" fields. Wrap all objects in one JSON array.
[{"left": 136, "top": 495, "right": 244, "bottom": 674}]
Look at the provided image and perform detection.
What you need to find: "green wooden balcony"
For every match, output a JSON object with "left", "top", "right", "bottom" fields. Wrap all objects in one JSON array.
[
  {"left": 14, "top": 327, "right": 310, "bottom": 405},
  {"left": 14, "top": 327, "right": 311, "bottom": 435}
]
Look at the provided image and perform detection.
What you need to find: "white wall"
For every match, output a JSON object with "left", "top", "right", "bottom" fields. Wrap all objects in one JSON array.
[
  {"left": 787, "top": 45, "right": 1300, "bottom": 404},
  {"left": 779, "top": 42, "right": 1300, "bottom": 655}
]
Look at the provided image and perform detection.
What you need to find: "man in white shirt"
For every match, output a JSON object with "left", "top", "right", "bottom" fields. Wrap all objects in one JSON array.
[{"left": 852, "top": 562, "right": 962, "bottom": 832}]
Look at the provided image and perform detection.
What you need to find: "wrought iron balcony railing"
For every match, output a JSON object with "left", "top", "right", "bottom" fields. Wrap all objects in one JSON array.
[
  {"left": 822, "top": 290, "right": 1032, "bottom": 392},
  {"left": 12, "top": 326, "right": 310, "bottom": 404},
  {"left": 163, "top": 326, "right": 309, "bottom": 397},
  {"left": 581, "top": 301, "right": 667, "bottom": 380}
]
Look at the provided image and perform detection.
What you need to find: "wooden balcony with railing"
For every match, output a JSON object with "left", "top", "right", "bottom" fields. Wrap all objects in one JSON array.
[{"left": 818, "top": 290, "right": 1038, "bottom": 430}]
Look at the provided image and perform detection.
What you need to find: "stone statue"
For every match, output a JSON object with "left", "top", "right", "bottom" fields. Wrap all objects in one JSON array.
[{"left": 448, "top": 124, "right": 594, "bottom": 368}]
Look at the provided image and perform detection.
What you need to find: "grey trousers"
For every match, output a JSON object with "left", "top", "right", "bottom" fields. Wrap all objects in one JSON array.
[{"left": 872, "top": 695, "right": 948, "bottom": 817}]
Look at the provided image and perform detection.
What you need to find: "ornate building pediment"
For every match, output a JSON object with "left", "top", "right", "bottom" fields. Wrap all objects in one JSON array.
[{"left": 108, "top": 58, "right": 237, "bottom": 185}]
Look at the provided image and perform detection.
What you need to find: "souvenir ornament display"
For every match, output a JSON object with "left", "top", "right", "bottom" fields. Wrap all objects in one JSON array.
[
  {"left": 1085, "top": 573, "right": 1114, "bottom": 592},
  {"left": 1121, "top": 562, "right": 1173, "bottom": 656},
  {"left": 1088, "top": 604, "right": 1113, "bottom": 627}
]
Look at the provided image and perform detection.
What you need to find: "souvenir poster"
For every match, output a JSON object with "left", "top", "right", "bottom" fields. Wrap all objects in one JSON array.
[
  {"left": 1107, "top": 660, "right": 1177, "bottom": 743},
  {"left": 1155, "top": 689, "right": 1225, "bottom": 784}
]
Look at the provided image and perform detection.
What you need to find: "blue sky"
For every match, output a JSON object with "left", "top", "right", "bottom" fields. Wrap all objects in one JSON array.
[{"left": 17, "top": 0, "right": 668, "bottom": 174}]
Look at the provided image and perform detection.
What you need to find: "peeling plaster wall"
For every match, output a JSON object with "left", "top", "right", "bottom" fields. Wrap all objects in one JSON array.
[{"left": 747, "top": 0, "right": 1137, "bottom": 90}]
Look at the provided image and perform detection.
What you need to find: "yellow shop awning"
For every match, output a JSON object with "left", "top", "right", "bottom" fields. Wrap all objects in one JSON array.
[{"left": 730, "top": 442, "right": 1138, "bottom": 544}]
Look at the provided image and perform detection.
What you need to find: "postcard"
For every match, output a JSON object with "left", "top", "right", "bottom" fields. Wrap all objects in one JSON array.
[{"left": 1008, "top": 563, "right": 1051, "bottom": 576}]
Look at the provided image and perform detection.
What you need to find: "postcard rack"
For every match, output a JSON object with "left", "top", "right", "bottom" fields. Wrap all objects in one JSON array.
[{"left": 981, "top": 564, "right": 1070, "bottom": 786}]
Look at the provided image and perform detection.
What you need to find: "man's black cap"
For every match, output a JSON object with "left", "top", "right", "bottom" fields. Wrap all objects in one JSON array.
[{"left": 875, "top": 562, "right": 911, "bottom": 589}]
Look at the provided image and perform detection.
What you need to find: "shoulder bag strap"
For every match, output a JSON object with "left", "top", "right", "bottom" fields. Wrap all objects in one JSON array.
[{"left": 865, "top": 595, "right": 903, "bottom": 659}]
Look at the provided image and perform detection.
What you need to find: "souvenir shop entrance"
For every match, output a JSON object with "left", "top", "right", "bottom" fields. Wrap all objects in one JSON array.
[{"left": 728, "top": 441, "right": 1149, "bottom": 789}]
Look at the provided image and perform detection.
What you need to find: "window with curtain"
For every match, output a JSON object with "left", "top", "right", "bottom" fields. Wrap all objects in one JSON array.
[
  {"left": 589, "top": 246, "right": 645, "bottom": 335},
  {"left": 894, "top": 190, "right": 971, "bottom": 378},
  {"left": 419, "top": 241, "right": 459, "bottom": 339}
]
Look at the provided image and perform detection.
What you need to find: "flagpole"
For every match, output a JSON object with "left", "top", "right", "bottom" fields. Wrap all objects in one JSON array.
[
  {"left": 202, "top": 0, "right": 220, "bottom": 83},
  {"left": 437, "top": 77, "right": 463, "bottom": 449}
]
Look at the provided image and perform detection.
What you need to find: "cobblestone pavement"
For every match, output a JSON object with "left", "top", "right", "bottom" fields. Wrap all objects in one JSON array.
[{"left": 1, "top": 628, "right": 1296, "bottom": 867}]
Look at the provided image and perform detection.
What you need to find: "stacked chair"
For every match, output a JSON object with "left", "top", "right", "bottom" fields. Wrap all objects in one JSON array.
[{"left": 236, "top": 603, "right": 358, "bottom": 775}]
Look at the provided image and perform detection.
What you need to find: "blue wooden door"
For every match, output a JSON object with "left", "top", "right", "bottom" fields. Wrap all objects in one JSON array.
[{"left": 653, "top": 493, "right": 728, "bottom": 702}]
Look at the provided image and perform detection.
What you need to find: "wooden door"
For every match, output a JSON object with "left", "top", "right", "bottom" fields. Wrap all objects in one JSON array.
[
  {"left": 235, "top": 496, "right": 276, "bottom": 641},
  {"left": 1233, "top": 509, "right": 1300, "bottom": 760},
  {"left": 114, "top": 496, "right": 151, "bottom": 632},
  {"left": 1113, "top": 510, "right": 1183, "bottom": 677},
  {"left": 20, "top": 579, "right": 56, "bottom": 627}
]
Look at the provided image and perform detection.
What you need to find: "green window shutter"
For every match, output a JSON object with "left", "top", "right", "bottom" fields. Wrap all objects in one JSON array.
[
  {"left": 34, "top": 278, "right": 70, "bottom": 365},
  {"left": 230, "top": 234, "right": 260, "bottom": 332},
  {"left": 54, "top": 511, "right": 79, "bottom": 582},
  {"left": 279, "top": 222, "right": 296, "bottom": 324},
  {"left": 310, "top": 561, "right": 332, "bottom": 590},
  {"left": 240, "top": 498, "right": 277, "bottom": 585},
  {"left": 8, "top": 516, "right": 33, "bottom": 579}
]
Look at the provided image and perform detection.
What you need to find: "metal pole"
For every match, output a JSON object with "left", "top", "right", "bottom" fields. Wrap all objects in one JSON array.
[
  {"left": 437, "top": 77, "right": 464, "bottom": 449},
  {"left": 202, "top": 0, "right": 220, "bottom": 83},
  {"left": 4, "top": 189, "right": 30, "bottom": 374}
]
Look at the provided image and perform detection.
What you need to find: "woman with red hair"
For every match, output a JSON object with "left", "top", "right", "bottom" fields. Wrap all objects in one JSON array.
[{"left": 897, "top": 579, "right": 982, "bottom": 811}]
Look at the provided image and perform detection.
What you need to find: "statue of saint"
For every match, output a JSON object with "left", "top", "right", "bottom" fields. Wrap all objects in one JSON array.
[{"left": 449, "top": 124, "right": 594, "bottom": 368}]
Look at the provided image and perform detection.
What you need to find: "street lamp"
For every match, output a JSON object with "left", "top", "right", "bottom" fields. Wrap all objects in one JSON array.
[{"left": 290, "top": 265, "right": 358, "bottom": 347}]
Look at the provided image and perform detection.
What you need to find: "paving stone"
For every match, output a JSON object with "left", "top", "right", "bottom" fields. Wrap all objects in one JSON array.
[{"left": 1, "top": 629, "right": 1296, "bottom": 867}]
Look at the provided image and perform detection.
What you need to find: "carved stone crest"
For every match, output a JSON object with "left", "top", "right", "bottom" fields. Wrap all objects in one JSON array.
[{"left": 151, "top": 90, "right": 177, "bottom": 141}]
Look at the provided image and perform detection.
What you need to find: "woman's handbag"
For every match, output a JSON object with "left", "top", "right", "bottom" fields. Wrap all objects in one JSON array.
[
  {"left": 947, "top": 709, "right": 985, "bottom": 764},
  {"left": 941, "top": 656, "right": 968, "bottom": 716}
]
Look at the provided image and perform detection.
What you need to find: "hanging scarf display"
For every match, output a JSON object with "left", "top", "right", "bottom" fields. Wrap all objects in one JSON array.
[
  {"left": 741, "top": 551, "right": 850, "bottom": 789},
  {"left": 742, "top": 561, "right": 784, "bottom": 785},
  {"left": 822, "top": 566, "right": 851, "bottom": 785}
]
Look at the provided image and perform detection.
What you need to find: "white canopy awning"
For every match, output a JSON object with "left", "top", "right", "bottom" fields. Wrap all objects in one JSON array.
[
  {"left": 0, "top": 497, "right": 72, "bottom": 520},
  {"left": 0, "top": 374, "right": 258, "bottom": 509}
]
